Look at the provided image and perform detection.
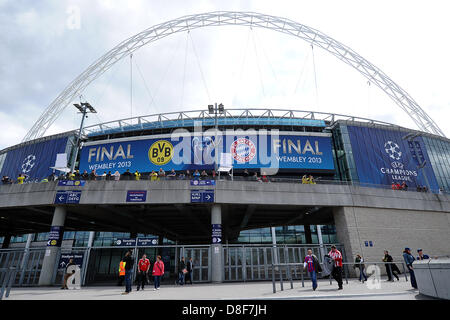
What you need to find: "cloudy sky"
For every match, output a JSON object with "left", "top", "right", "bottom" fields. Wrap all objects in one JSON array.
[{"left": 1, "top": 0, "right": 449, "bottom": 150}]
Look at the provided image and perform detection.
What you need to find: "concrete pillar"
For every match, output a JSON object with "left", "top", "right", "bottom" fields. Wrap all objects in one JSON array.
[
  {"left": 304, "top": 224, "right": 312, "bottom": 244},
  {"left": 316, "top": 225, "right": 325, "bottom": 261},
  {"left": 1, "top": 234, "right": 11, "bottom": 249},
  {"left": 271, "top": 227, "right": 279, "bottom": 266},
  {"left": 211, "top": 204, "right": 223, "bottom": 283},
  {"left": 38, "top": 206, "right": 66, "bottom": 286},
  {"left": 87, "top": 231, "right": 95, "bottom": 247}
]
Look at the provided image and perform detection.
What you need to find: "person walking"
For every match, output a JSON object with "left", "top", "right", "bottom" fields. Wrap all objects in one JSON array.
[
  {"left": 152, "top": 255, "right": 165, "bottom": 290},
  {"left": 328, "top": 245, "right": 344, "bottom": 290},
  {"left": 403, "top": 247, "right": 418, "bottom": 289},
  {"left": 136, "top": 253, "right": 150, "bottom": 291},
  {"left": 122, "top": 250, "right": 134, "bottom": 295},
  {"left": 177, "top": 257, "right": 186, "bottom": 285},
  {"left": 186, "top": 257, "right": 194, "bottom": 285},
  {"left": 61, "top": 258, "right": 75, "bottom": 289},
  {"left": 383, "top": 250, "right": 399, "bottom": 281},
  {"left": 117, "top": 259, "right": 126, "bottom": 286},
  {"left": 354, "top": 254, "right": 368, "bottom": 283},
  {"left": 303, "top": 249, "right": 322, "bottom": 291}
]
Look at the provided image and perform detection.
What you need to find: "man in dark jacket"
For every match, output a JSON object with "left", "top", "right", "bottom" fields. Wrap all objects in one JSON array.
[
  {"left": 186, "top": 257, "right": 193, "bottom": 284},
  {"left": 177, "top": 257, "right": 186, "bottom": 285},
  {"left": 383, "top": 250, "right": 400, "bottom": 281},
  {"left": 122, "top": 250, "right": 134, "bottom": 294}
]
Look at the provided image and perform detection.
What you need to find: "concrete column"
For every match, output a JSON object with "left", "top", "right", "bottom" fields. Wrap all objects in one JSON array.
[
  {"left": 1, "top": 234, "right": 11, "bottom": 249},
  {"left": 38, "top": 206, "right": 66, "bottom": 286},
  {"left": 211, "top": 204, "right": 223, "bottom": 283},
  {"left": 271, "top": 227, "right": 279, "bottom": 266},
  {"left": 316, "top": 225, "right": 325, "bottom": 260},
  {"left": 304, "top": 224, "right": 312, "bottom": 244}
]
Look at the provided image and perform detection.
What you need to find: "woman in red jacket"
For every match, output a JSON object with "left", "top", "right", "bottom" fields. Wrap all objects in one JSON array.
[{"left": 152, "top": 255, "right": 165, "bottom": 290}]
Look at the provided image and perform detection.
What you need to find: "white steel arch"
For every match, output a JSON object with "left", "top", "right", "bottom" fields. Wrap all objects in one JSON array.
[{"left": 23, "top": 11, "right": 445, "bottom": 141}]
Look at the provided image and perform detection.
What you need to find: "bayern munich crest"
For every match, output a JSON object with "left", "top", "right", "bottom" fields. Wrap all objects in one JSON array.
[{"left": 230, "top": 138, "right": 256, "bottom": 163}]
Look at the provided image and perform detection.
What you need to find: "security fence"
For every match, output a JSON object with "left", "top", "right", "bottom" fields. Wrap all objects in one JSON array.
[{"left": 0, "top": 243, "right": 345, "bottom": 294}]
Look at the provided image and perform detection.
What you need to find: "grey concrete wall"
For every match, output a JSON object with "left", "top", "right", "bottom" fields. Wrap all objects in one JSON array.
[
  {"left": 414, "top": 258, "right": 450, "bottom": 299},
  {"left": 1, "top": 180, "right": 449, "bottom": 211},
  {"left": 334, "top": 206, "right": 450, "bottom": 268}
]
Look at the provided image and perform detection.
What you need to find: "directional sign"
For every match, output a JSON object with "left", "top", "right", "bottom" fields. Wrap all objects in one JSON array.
[
  {"left": 54, "top": 190, "right": 82, "bottom": 204},
  {"left": 114, "top": 238, "right": 137, "bottom": 247},
  {"left": 126, "top": 190, "right": 147, "bottom": 202},
  {"left": 190, "top": 190, "right": 215, "bottom": 203},
  {"left": 58, "top": 253, "right": 84, "bottom": 269},
  {"left": 47, "top": 226, "right": 64, "bottom": 247},
  {"left": 114, "top": 238, "right": 159, "bottom": 247},
  {"left": 58, "top": 180, "right": 86, "bottom": 187},
  {"left": 190, "top": 179, "right": 216, "bottom": 186},
  {"left": 212, "top": 224, "right": 222, "bottom": 244}
]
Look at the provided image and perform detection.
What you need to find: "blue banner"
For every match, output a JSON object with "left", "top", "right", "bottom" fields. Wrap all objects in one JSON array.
[
  {"left": 79, "top": 133, "right": 335, "bottom": 173},
  {"left": 0, "top": 136, "right": 69, "bottom": 182},
  {"left": 346, "top": 126, "right": 439, "bottom": 191}
]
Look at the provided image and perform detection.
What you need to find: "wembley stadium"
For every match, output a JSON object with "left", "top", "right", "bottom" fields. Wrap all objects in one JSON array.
[{"left": 0, "top": 12, "right": 449, "bottom": 288}]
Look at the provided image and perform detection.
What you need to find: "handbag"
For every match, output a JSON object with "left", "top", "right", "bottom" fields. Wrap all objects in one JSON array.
[{"left": 182, "top": 268, "right": 188, "bottom": 274}]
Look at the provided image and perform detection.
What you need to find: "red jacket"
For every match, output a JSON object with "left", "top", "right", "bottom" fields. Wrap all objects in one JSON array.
[{"left": 152, "top": 260, "right": 165, "bottom": 276}]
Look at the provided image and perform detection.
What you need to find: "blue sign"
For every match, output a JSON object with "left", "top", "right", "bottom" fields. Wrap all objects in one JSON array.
[
  {"left": 59, "top": 253, "right": 84, "bottom": 269},
  {"left": 0, "top": 136, "right": 69, "bottom": 181},
  {"left": 79, "top": 133, "right": 335, "bottom": 173},
  {"left": 58, "top": 180, "right": 86, "bottom": 187},
  {"left": 346, "top": 126, "right": 439, "bottom": 191},
  {"left": 191, "top": 190, "right": 214, "bottom": 203},
  {"left": 55, "top": 190, "right": 82, "bottom": 204},
  {"left": 364, "top": 241, "right": 369, "bottom": 247},
  {"left": 114, "top": 238, "right": 159, "bottom": 246},
  {"left": 137, "top": 238, "right": 159, "bottom": 246},
  {"left": 212, "top": 224, "right": 222, "bottom": 243},
  {"left": 47, "top": 226, "right": 64, "bottom": 247},
  {"left": 126, "top": 190, "right": 147, "bottom": 202},
  {"left": 369, "top": 241, "right": 373, "bottom": 247},
  {"left": 190, "top": 179, "right": 216, "bottom": 186}
]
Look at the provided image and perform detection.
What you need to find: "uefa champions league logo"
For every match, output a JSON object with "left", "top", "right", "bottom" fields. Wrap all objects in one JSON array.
[
  {"left": 384, "top": 141, "right": 402, "bottom": 161},
  {"left": 21, "top": 154, "right": 36, "bottom": 173}
]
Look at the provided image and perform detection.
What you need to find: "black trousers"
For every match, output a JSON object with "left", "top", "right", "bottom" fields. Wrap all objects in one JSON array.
[
  {"left": 331, "top": 266, "right": 343, "bottom": 288},
  {"left": 385, "top": 264, "right": 400, "bottom": 280},
  {"left": 136, "top": 272, "right": 147, "bottom": 289}
]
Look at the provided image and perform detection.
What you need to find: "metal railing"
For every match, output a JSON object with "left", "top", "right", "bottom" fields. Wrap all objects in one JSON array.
[
  {"left": 0, "top": 267, "right": 17, "bottom": 300},
  {"left": 2, "top": 176, "right": 446, "bottom": 195},
  {"left": 271, "top": 261, "right": 409, "bottom": 293}
]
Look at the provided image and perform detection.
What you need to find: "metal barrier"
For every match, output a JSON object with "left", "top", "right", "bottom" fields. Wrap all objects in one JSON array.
[
  {"left": 271, "top": 261, "right": 409, "bottom": 293},
  {"left": 0, "top": 267, "right": 17, "bottom": 299}
]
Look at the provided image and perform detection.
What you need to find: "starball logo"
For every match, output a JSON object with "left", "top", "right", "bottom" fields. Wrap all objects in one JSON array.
[{"left": 380, "top": 141, "right": 417, "bottom": 182}]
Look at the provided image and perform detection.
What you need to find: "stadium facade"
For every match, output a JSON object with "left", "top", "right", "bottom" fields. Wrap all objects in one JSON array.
[
  {"left": 0, "top": 108, "right": 449, "bottom": 286},
  {"left": 0, "top": 11, "right": 449, "bottom": 287}
]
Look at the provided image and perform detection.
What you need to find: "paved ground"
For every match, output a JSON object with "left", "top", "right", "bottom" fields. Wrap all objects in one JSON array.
[{"left": 4, "top": 277, "right": 434, "bottom": 300}]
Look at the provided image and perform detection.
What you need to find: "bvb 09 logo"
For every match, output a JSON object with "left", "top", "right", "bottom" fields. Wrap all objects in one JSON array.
[{"left": 148, "top": 140, "right": 174, "bottom": 165}]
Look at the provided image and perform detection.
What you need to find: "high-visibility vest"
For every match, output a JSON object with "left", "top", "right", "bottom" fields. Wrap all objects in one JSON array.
[{"left": 119, "top": 261, "right": 126, "bottom": 276}]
